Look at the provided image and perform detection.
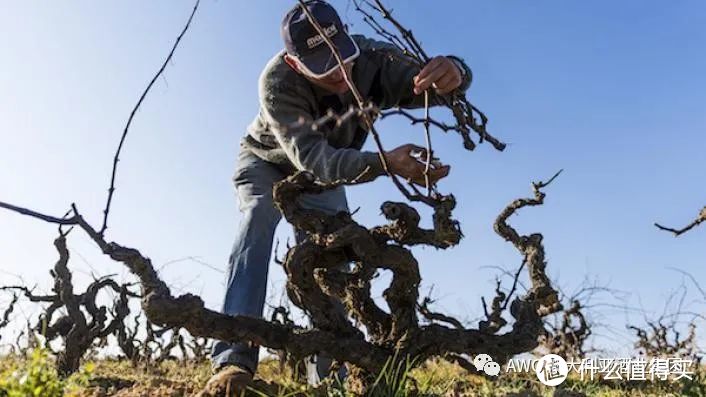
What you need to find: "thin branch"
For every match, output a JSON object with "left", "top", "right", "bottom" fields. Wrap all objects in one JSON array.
[
  {"left": 667, "top": 267, "right": 706, "bottom": 300},
  {"left": 0, "top": 294, "right": 19, "bottom": 336},
  {"left": 100, "top": 0, "right": 201, "bottom": 237},
  {"left": 417, "top": 296, "right": 464, "bottom": 329},
  {"left": 0, "top": 201, "right": 78, "bottom": 225},
  {"left": 655, "top": 206, "right": 706, "bottom": 236},
  {"left": 493, "top": 170, "right": 564, "bottom": 317},
  {"left": 379, "top": 108, "right": 456, "bottom": 132},
  {"left": 502, "top": 258, "right": 527, "bottom": 311},
  {"left": 422, "top": 90, "right": 433, "bottom": 195},
  {"left": 354, "top": 0, "right": 506, "bottom": 151}
]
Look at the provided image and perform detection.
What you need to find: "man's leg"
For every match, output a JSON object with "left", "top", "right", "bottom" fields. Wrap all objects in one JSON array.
[
  {"left": 295, "top": 185, "right": 351, "bottom": 383},
  {"left": 211, "top": 148, "right": 285, "bottom": 374}
]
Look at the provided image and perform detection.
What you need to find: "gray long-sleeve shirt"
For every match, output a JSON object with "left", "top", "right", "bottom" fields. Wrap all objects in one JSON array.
[{"left": 242, "top": 35, "right": 472, "bottom": 183}]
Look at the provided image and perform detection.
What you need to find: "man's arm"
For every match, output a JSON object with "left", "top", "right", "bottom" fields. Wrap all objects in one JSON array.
[
  {"left": 360, "top": 36, "right": 472, "bottom": 109},
  {"left": 262, "top": 81, "right": 449, "bottom": 186},
  {"left": 262, "top": 80, "right": 385, "bottom": 183}
]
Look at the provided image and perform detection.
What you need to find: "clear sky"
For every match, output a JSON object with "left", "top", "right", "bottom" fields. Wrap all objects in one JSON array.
[{"left": 1, "top": 1, "right": 704, "bottom": 354}]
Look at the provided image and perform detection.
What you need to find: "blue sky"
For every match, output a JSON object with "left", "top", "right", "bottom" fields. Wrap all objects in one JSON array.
[{"left": 1, "top": 1, "right": 704, "bottom": 354}]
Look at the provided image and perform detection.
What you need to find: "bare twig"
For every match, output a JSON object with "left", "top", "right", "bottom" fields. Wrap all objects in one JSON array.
[
  {"left": 494, "top": 170, "right": 564, "bottom": 317},
  {"left": 540, "top": 299, "right": 592, "bottom": 359},
  {"left": 100, "top": 0, "right": 201, "bottom": 237},
  {"left": 628, "top": 319, "right": 699, "bottom": 359},
  {"left": 668, "top": 267, "right": 706, "bottom": 300},
  {"left": 353, "top": 0, "right": 506, "bottom": 151},
  {"left": 0, "top": 201, "right": 77, "bottom": 225},
  {"left": 422, "top": 90, "right": 433, "bottom": 195},
  {"left": 417, "top": 295, "right": 464, "bottom": 329},
  {"left": 655, "top": 206, "right": 706, "bottom": 236},
  {"left": 0, "top": 294, "right": 19, "bottom": 341}
]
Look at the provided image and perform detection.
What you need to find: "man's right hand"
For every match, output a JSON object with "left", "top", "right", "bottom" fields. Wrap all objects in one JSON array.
[{"left": 384, "top": 144, "right": 450, "bottom": 186}]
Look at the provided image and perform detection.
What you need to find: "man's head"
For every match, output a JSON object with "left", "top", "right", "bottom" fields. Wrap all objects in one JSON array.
[{"left": 281, "top": 1, "right": 358, "bottom": 94}]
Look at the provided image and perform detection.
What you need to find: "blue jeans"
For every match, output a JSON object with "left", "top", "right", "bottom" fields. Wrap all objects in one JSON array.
[{"left": 211, "top": 147, "right": 349, "bottom": 378}]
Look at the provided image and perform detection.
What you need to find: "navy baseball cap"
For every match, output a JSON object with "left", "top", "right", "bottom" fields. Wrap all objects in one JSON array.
[{"left": 281, "top": 1, "right": 360, "bottom": 78}]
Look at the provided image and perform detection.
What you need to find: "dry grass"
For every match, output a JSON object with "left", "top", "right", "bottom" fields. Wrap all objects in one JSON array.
[{"left": 1, "top": 354, "right": 704, "bottom": 397}]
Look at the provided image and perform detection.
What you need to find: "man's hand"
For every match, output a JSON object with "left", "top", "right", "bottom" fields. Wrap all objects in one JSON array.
[
  {"left": 413, "top": 56, "right": 463, "bottom": 95},
  {"left": 385, "top": 144, "right": 450, "bottom": 186}
]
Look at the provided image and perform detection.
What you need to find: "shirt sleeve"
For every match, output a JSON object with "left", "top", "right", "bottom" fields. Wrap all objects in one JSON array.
[{"left": 260, "top": 77, "right": 385, "bottom": 184}]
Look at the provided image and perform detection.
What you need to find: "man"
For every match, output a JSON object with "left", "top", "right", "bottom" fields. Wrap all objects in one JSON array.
[{"left": 201, "top": 1, "right": 472, "bottom": 394}]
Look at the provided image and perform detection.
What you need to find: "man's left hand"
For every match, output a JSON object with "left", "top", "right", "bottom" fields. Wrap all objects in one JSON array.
[{"left": 413, "top": 56, "right": 463, "bottom": 95}]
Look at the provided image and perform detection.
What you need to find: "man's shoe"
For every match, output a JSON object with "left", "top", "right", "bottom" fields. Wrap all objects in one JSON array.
[{"left": 196, "top": 365, "right": 254, "bottom": 397}]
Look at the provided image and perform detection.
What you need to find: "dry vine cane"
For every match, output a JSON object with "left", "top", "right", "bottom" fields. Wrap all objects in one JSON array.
[
  {"left": 353, "top": 0, "right": 506, "bottom": 152},
  {"left": 271, "top": 169, "right": 563, "bottom": 391},
  {"left": 537, "top": 276, "right": 626, "bottom": 361},
  {"left": 115, "top": 313, "right": 143, "bottom": 364},
  {"left": 628, "top": 319, "right": 700, "bottom": 362},
  {"left": 1, "top": 229, "right": 139, "bottom": 375},
  {"left": 100, "top": 0, "right": 200, "bottom": 237},
  {"left": 1, "top": 0, "right": 200, "bottom": 374},
  {"left": 119, "top": 317, "right": 170, "bottom": 364},
  {"left": 0, "top": 294, "right": 19, "bottom": 344},
  {"left": 0, "top": 0, "right": 563, "bottom": 393},
  {"left": 655, "top": 206, "right": 706, "bottom": 236},
  {"left": 0, "top": 281, "right": 206, "bottom": 367},
  {"left": 267, "top": 305, "right": 307, "bottom": 380},
  {"left": 539, "top": 300, "right": 591, "bottom": 359},
  {"left": 4, "top": 321, "right": 41, "bottom": 357},
  {"left": 475, "top": 274, "right": 603, "bottom": 361},
  {"left": 0, "top": 202, "right": 394, "bottom": 376},
  {"left": 0, "top": 168, "right": 561, "bottom": 392},
  {"left": 297, "top": 0, "right": 506, "bottom": 207}
]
